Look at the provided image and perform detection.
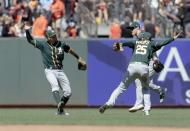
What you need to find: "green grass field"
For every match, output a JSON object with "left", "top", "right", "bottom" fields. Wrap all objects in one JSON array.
[{"left": 0, "top": 108, "right": 189, "bottom": 127}]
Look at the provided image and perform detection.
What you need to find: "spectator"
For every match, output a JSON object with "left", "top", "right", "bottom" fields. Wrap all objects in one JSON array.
[
  {"left": 185, "top": 23, "right": 190, "bottom": 38},
  {"left": 107, "top": 0, "right": 115, "bottom": 22},
  {"left": 183, "top": 0, "right": 190, "bottom": 25},
  {"left": 29, "top": 0, "right": 38, "bottom": 11},
  {"left": 1, "top": 13, "right": 13, "bottom": 37},
  {"left": 121, "top": 16, "right": 133, "bottom": 38},
  {"left": 148, "top": 0, "right": 159, "bottom": 24},
  {"left": 50, "top": 0, "right": 65, "bottom": 38},
  {"left": 40, "top": 0, "right": 53, "bottom": 11},
  {"left": 70, "top": 0, "right": 77, "bottom": 16},
  {"left": 75, "top": 0, "right": 96, "bottom": 38},
  {"left": 3, "top": 0, "right": 12, "bottom": 9},
  {"left": 32, "top": 13, "right": 48, "bottom": 38},
  {"left": 65, "top": 14, "right": 78, "bottom": 38},
  {"left": 144, "top": 19, "right": 156, "bottom": 37},
  {"left": 21, "top": 1, "right": 33, "bottom": 25},
  {"left": 97, "top": 0, "right": 108, "bottom": 24},
  {"left": 0, "top": 2, "right": 3, "bottom": 16},
  {"left": 133, "top": 0, "right": 143, "bottom": 21},
  {"left": 0, "top": 17, "right": 3, "bottom": 37},
  {"left": 9, "top": 20, "right": 22, "bottom": 37},
  {"left": 39, "top": 0, "right": 53, "bottom": 25},
  {"left": 110, "top": 18, "right": 121, "bottom": 39},
  {"left": 29, "top": 0, "right": 40, "bottom": 19},
  {"left": 0, "top": 0, "right": 187, "bottom": 38}
]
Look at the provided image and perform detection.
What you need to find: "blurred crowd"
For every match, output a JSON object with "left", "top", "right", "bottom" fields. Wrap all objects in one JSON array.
[{"left": 0, "top": 0, "right": 190, "bottom": 39}]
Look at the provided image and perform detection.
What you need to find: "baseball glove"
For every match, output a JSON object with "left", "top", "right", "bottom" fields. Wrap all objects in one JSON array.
[
  {"left": 113, "top": 42, "right": 124, "bottom": 51},
  {"left": 153, "top": 60, "right": 164, "bottom": 73},
  {"left": 78, "top": 58, "right": 87, "bottom": 70}
]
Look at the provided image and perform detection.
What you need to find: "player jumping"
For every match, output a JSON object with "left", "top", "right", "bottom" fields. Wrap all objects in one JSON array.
[
  {"left": 99, "top": 28, "right": 181, "bottom": 115},
  {"left": 125, "top": 22, "right": 167, "bottom": 113}
]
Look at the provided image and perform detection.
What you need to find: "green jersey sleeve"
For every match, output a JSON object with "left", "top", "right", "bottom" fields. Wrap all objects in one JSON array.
[
  {"left": 25, "top": 30, "right": 44, "bottom": 50},
  {"left": 122, "top": 41, "right": 135, "bottom": 48},
  {"left": 61, "top": 42, "right": 71, "bottom": 53},
  {"left": 153, "top": 38, "right": 174, "bottom": 51},
  {"left": 32, "top": 39, "right": 44, "bottom": 50}
]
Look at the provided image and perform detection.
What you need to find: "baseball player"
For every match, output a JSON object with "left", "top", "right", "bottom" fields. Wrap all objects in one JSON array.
[
  {"left": 129, "top": 52, "right": 166, "bottom": 113},
  {"left": 124, "top": 22, "right": 167, "bottom": 113},
  {"left": 24, "top": 24, "right": 87, "bottom": 115},
  {"left": 99, "top": 29, "right": 181, "bottom": 115}
]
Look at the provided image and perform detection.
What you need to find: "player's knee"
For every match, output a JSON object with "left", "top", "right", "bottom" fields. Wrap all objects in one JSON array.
[
  {"left": 64, "top": 90, "right": 72, "bottom": 97},
  {"left": 51, "top": 86, "right": 59, "bottom": 92}
]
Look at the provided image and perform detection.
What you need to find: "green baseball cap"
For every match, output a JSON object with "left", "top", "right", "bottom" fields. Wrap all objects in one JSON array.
[
  {"left": 45, "top": 29, "right": 56, "bottom": 38},
  {"left": 138, "top": 32, "right": 152, "bottom": 40},
  {"left": 127, "top": 21, "right": 140, "bottom": 29}
]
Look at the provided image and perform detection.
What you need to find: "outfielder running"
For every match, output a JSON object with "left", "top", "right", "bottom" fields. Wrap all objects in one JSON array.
[
  {"left": 24, "top": 24, "right": 86, "bottom": 115},
  {"left": 99, "top": 29, "right": 181, "bottom": 115}
]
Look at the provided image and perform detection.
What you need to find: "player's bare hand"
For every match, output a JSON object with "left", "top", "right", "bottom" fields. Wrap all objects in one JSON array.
[
  {"left": 24, "top": 24, "right": 32, "bottom": 30},
  {"left": 173, "top": 31, "right": 182, "bottom": 40},
  {"left": 113, "top": 42, "right": 124, "bottom": 51}
]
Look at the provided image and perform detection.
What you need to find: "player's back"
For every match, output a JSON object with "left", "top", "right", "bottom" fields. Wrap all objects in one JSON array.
[{"left": 130, "top": 39, "right": 154, "bottom": 65}]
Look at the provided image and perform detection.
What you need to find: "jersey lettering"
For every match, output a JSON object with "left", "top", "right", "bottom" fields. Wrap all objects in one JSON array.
[{"left": 135, "top": 45, "right": 148, "bottom": 55}]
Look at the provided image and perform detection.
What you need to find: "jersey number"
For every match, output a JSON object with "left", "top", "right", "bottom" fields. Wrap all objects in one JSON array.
[{"left": 135, "top": 45, "right": 147, "bottom": 55}]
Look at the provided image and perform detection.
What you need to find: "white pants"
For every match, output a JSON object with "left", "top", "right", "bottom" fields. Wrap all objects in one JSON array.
[
  {"left": 45, "top": 69, "right": 71, "bottom": 97},
  {"left": 106, "top": 62, "right": 151, "bottom": 111},
  {"left": 134, "top": 60, "right": 161, "bottom": 107}
]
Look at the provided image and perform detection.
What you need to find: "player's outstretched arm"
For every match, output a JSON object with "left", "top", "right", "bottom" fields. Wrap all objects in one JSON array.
[
  {"left": 69, "top": 48, "right": 87, "bottom": 70},
  {"left": 122, "top": 41, "right": 135, "bottom": 48},
  {"left": 113, "top": 41, "right": 135, "bottom": 51},
  {"left": 155, "top": 31, "right": 182, "bottom": 51},
  {"left": 173, "top": 31, "right": 182, "bottom": 40}
]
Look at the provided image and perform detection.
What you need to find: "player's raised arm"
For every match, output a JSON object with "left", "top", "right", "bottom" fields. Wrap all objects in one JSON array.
[
  {"left": 154, "top": 31, "right": 182, "bottom": 51},
  {"left": 24, "top": 25, "right": 35, "bottom": 45}
]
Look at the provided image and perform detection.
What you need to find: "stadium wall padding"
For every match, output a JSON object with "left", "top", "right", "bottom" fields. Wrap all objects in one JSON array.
[
  {"left": 88, "top": 39, "right": 190, "bottom": 106},
  {"left": 0, "top": 38, "right": 87, "bottom": 105}
]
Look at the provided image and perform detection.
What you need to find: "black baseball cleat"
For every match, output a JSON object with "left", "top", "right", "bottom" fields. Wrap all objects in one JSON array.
[
  {"left": 56, "top": 110, "right": 69, "bottom": 116},
  {"left": 56, "top": 101, "right": 69, "bottom": 116},
  {"left": 160, "top": 88, "right": 167, "bottom": 103},
  {"left": 57, "top": 101, "right": 64, "bottom": 112},
  {"left": 99, "top": 104, "right": 109, "bottom": 114}
]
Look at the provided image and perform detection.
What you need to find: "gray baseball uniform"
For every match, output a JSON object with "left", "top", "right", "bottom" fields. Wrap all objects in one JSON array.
[
  {"left": 105, "top": 33, "right": 174, "bottom": 113},
  {"left": 134, "top": 53, "right": 164, "bottom": 107},
  {"left": 25, "top": 29, "right": 74, "bottom": 115}
]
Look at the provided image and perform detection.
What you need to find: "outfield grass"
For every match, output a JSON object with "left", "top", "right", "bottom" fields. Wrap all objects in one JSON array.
[{"left": 0, "top": 108, "right": 189, "bottom": 127}]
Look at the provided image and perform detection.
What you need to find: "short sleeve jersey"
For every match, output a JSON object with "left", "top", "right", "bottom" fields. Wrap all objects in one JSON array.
[
  {"left": 122, "top": 35, "right": 174, "bottom": 64},
  {"left": 33, "top": 39, "right": 70, "bottom": 68}
]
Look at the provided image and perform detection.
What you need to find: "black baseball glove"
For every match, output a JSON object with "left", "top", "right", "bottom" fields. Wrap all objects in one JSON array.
[
  {"left": 153, "top": 60, "right": 164, "bottom": 73},
  {"left": 113, "top": 42, "right": 124, "bottom": 51},
  {"left": 78, "top": 58, "right": 87, "bottom": 70}
]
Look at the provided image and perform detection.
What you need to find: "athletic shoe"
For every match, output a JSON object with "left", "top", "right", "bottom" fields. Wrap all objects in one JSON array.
[
  {"left": 56, "top": 101, "right": 69, "bottom": 116},
  {"left": 99, "top": 104, "right": 110, "bottom": 114},
  {"left": 128, "top": 104, "right": 144, "bottom": 112},
  {"left": 144, "top": 110, "right": 150, "bottom": 116},
  {"left": 55, "top": 111, "right": 69, "bottom": 116},
  {"left": 58, "top": 101, "right": 64, "bottom": 109},
  {"left": 160, "top": 88, "right": 167, "bottom": 103}
]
